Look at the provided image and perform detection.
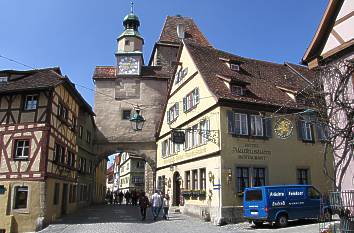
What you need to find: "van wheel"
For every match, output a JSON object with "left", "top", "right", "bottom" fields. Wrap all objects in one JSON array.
[
  {"left": 276, "top": 214, "right": 288, "bottom": 228},
  {"left": 253, "top": 221, "right": 263, "bottom": 227}
]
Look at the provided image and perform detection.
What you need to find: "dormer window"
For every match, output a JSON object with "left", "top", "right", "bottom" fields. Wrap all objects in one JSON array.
[
  {"left": 230, "top": 63, "right": 240, "bottom": 72},
  {"left": 0, "top": 76, "right": 8, "bottom": 83},
  {"left": 231, "top": 85, "right": 245, "bottom": 96}
]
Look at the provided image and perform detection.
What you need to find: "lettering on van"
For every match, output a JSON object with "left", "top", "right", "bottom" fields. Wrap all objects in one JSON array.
[
  {"left": 272, "top": 201, "right": 285, "bottom": 207},
  {"left": 269, "top": 192, "right": 284, "bottom": 197},
  {"left": 288, "top": 191, "right": 304, "bottom": 196}
]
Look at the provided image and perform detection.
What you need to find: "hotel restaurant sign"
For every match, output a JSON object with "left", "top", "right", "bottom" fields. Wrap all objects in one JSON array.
[{"left": 232, "top": 143, "right": 272, "bottom": 161}]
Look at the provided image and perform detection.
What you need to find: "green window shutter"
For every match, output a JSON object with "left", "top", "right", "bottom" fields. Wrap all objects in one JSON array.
[{"left": 264, "top": 118, "right": 272, "bottom": 138}]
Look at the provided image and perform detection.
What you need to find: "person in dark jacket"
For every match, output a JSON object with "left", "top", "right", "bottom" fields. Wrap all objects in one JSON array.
[
  {"left": 138, "top": 192, "right": 150, "bottom": 221},
  {"left": 118, "top": 191, "right": 124, "bottom": 205},
  {"left": 124, "top": 191, "right": 131, "bottom": 205}
]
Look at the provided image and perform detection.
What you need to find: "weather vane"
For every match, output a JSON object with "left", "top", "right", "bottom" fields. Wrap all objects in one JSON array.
[{"left": 130, "top": 1, "right": 134, "bottom": 14}]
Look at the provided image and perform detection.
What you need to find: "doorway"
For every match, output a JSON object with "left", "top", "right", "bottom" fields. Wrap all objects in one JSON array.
[
  {"left": 61, "top": 184, "right": 68, "bottom": 215},
  {"left": 173, "top": 172, "right": 181, "bottom": 206}
]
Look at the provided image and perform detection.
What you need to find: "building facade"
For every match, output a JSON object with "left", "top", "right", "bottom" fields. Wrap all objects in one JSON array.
[
  {"left": 155, "top": 25, "right": 334, "bottom": 224},
  {"left": 119, "top": 152, "right": 145, "bottom": 192},
  {"left": 77, "top": 105, "right": 97, "bottom": 207},
  {"left": 302, "top": 0, "right": 354, "bottom": 191},
  {"left": 0, "top": 68, "right": 99, "bottom": 232}
]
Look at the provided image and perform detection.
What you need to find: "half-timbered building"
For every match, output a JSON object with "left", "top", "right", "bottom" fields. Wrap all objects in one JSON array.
[{"left": 0, "top": 68, "right": 99, "bottom": 232}]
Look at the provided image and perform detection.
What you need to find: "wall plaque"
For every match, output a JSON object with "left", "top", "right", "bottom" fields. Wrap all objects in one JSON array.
[{"left": 274, "top": 118, "right": 294, "bottom": 139}]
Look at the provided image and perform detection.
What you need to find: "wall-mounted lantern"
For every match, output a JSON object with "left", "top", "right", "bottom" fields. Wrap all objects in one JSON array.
[
  {"left": 130, "top": 107, "right": 145, "bottom": 131},
  {"left": 208, "top": 171, "right": 214, "bottom": 184},
  {"left": 167, "top": 178, "right": 171, "bottom": 188}
]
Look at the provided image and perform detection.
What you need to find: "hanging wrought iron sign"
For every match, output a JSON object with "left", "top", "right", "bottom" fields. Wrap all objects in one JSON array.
[
  {"left": 171, "top": 130, "right": 185, "bottom": 144},
  {"left": 274, "top": 117, "right": 294, "bottom": 139}
]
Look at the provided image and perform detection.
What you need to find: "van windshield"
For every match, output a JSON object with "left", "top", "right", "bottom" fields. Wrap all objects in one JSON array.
[{"left": 245, "top": 190, "right": 262, "bottom": 201}]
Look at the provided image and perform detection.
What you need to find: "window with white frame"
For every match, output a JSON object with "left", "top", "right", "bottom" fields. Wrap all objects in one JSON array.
[
  {"left": 200, "top": 119, "right": 210, "bottom": 144},
  {"left": 250, "top": 115, "right": 264, "bottom": 136},
  {"left": 236, "top": 167, "right": 249, "bottom": 193},
  {"left": 231, "top": 85, "right": 244, "bottom": 96},
  {"left": 13, "top": 139, "right": 30, "bottom": 160},
  {"left": 192, "top": 170, "right": 198, "bottom": 190},
  {"left": 235, "top": 113, "right": 248, "bottom": 135},
  {"left": 162, "top": 139, "right": 168, "bottom": 157},
  {"left": 24, "top": 94, "right": 39, "bottom": 110},
  {"left": 253, "top": 168, "right": 266, "bottom": 186},
  {"left": 14, "top": 186, "right": 28, "bottom": 209},
  {"left": 169, "top": 138, "right": 174, "bottom": 155},
  {"left": 185, "top": 128, "right": 193, "bottom": 150},
  {"left": 298, "top": 119, "right": 313, "bottom": 141},
  {"left": 183, "top": 88, "right": 199, "bottom": 112},
  {"left": 200, "top": 168, "right": 206, "bottom": 190},
  {"left": 175, "top": 67, "right": 188, "bottom": 84},
  {"left": 185, "top": 171, "right": 191, "bottom": 189},
  {"left": 132, "top": 176, "right": 144, "bottom": 184},
  {"left": 192, "top": 124, "right": 199, "bottom": 147},
  {"left": 167, "top": 103, "right": 179, "bottom": 123}
]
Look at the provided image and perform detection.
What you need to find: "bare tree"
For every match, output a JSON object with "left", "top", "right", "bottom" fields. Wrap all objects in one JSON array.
[{"left": 306, "top": 60, "right": 354, "bottom": 191}]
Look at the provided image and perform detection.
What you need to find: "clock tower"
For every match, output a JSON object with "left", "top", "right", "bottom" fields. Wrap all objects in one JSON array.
[{"left": 116, "top": 4, "right": 144, "bottom": 76}]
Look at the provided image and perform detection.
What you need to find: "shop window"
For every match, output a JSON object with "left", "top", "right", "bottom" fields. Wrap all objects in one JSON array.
[
  {"left": 13, "top": 186, "right": 28, "bottom": 209},
  {"left": 24, "top": 94, "right": 39, "bottom": 110},
  {"left": 13, "top": 139, "right": 30, "bottom": 160},
  {"left": 185, "top": 171, "right": 191, "bottom": 190},
  {"left": 199, "top": 168, "right": 206, "bottom": 190},
  {"left": 236, "top": 167, "right": 249, "bottom": 193},
  {"left": 192, "top": 170, "right": 198, "bottom": 190},
  {"left": 297, "top": 168, "right": 309, "bottom": 184},
  {"left": 253, "top": 168, "right": 266, "bottom": 186}
]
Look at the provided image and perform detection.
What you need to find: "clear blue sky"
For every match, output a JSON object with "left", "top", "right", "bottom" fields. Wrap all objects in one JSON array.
[{"left": 0, "top": 0, "right": 327, "bottom": 106}]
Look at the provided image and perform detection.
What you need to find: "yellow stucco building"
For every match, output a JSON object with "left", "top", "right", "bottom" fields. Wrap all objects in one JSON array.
[{"left": 155, "top": 18, "right": 333, "bottom": 224}]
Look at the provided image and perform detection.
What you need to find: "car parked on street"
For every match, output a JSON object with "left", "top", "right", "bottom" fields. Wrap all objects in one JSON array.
[{"left": 243, "top": 185, "right": 332, "bottom": 227}]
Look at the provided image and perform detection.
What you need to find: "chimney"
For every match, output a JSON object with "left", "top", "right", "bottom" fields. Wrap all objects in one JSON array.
[{"left": 177, "top": 23, "right": 185, "bottom": 40}]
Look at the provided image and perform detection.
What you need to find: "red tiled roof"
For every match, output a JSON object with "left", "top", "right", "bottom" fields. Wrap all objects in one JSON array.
[
  {"left": 184, "top": 41, "right": 317, "bottom": 109},
  {"left": 159, "top": 16, "right": 210, "bottom": 46},
  {"left": 0, "top": 68, "right": 64, "bottom": 93},
  {"left": 93, "top": 66, "right": 171, "bottom": 79}
]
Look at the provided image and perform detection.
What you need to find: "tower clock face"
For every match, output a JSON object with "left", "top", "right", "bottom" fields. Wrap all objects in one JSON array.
[{"left": 118, "top": 56, "right": 139, "bottom": 75}]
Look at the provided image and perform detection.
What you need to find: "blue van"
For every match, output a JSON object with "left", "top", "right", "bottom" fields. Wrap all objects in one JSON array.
[{"left": 243, "top": 185, "right": 331, "bottom": 227}]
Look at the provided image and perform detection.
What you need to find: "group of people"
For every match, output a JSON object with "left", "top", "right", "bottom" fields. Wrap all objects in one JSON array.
[
  {"left": 106, "top": 189, "right": 170, "bottom": 221},
  {"left": 105, "top": 189, "right": 141, "bottom": 206},
  {"left": 139, "top": 190, "right": 170, "bottom": 221}
]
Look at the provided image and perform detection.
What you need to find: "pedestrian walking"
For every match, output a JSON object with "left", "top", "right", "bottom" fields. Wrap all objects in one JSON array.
[
  {"left": 118, "top": 191, "right": 124, "bottom": 205},
  {"left": 114, "top": 191, "right": 119, "bottom": 205},
  {"left": 138, "top": 192, "right": 150, "bottom": 221},
  {"left": 151, "top": 190, "right": 162, "bottom": 220},
  {"left": 162, "top": 194, "right": 170, "bottom": 220},
  {"left": 131, "top": 189, "right": 137, "bottom": 206},
  {"left": 124, "top": 191, "right": 131, "bottom": 205}
]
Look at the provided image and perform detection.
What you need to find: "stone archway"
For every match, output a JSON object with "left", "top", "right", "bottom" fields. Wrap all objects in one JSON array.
[
  {"left": 173, "top": 171, "right": 181, "bottom": 206},
  {"left": 93, "top": 141, "right": 157, "bottom": 197}
]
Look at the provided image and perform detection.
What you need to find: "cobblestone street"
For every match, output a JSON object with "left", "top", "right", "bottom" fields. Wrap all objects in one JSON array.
[{"left": 39, "top": 204, "right": 320, "bottom": 233}]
